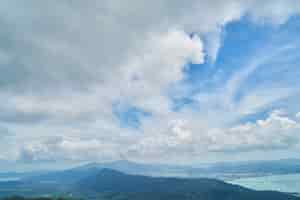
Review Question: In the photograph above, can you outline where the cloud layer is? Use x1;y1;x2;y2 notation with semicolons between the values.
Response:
0;0;300;165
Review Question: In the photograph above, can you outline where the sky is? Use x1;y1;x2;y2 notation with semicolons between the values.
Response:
1;0;300;171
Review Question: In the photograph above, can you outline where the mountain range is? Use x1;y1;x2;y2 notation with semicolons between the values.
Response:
2;168;299;200
0;160;300;199
16;158;300;183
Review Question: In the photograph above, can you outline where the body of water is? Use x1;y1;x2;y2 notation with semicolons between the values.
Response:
229;173;300;194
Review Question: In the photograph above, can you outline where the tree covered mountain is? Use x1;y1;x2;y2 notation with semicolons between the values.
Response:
2;161;300;200
71;169;300;200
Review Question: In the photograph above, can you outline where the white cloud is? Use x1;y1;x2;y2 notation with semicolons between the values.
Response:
19;137;121;162
208;110;300;152
118;29;204;114
130;110;300;160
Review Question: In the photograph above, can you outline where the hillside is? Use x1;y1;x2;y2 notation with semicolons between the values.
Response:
1;168;300;199
72;169;300;200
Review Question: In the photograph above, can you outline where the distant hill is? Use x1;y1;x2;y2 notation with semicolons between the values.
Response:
72;169;300;200
21;160;186;184
22;159;300;184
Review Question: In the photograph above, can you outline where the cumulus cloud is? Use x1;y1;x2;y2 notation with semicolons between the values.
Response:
0;0;300;164
129;110;300;160
207;110;300;152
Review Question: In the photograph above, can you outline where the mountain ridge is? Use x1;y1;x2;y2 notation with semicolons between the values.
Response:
72;168;300;200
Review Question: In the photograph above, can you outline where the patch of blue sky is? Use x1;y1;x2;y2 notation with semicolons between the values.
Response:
173;17;275;110
113;103;151;129
175;15;300;119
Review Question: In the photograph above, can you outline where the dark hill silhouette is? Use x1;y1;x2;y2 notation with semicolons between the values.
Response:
73;169;300;200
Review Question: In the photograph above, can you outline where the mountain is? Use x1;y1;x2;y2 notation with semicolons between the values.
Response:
1;166;300;199
73;160;187;175
22;160;181;184
20;159;300;185
73;169;300;200
22;165;100;185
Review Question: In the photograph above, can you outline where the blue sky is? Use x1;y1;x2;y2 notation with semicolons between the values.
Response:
1;0;300;171
181;16;300;120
